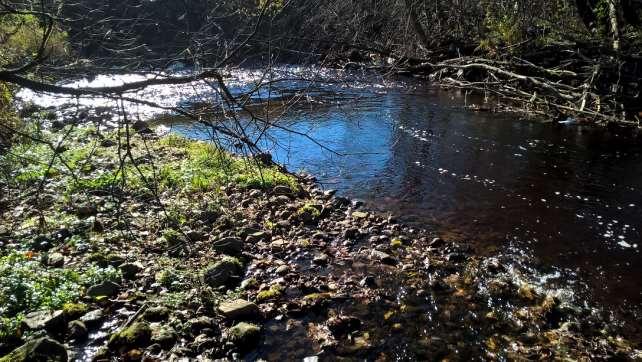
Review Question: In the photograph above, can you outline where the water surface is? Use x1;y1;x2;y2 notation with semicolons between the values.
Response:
19;68;642;310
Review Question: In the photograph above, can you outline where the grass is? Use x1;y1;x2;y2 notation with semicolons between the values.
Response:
3;128;299;195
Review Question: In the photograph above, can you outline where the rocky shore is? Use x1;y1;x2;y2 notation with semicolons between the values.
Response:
0;125;640;361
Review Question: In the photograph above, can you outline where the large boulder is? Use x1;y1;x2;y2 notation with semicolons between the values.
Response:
21;310;65;334
0;337;67;362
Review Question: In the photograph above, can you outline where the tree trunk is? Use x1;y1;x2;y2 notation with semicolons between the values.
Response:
403;0;432;50
608;0;621;51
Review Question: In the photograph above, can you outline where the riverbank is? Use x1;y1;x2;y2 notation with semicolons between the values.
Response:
0;122;640;360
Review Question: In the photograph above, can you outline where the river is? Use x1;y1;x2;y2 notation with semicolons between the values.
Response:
18;66;642;314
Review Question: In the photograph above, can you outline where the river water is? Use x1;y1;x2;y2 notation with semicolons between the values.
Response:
18;67;642;312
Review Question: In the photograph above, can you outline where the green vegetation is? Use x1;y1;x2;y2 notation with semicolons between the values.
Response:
0;14;68;68
3;130;298;195
0;251;120;340
256;284;284;302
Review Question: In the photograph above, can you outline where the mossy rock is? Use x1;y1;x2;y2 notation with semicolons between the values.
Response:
256;285;284;303
228;322;261;350
0;337;67;362
108;322;152;349
202;257;243;288
62;302;89;319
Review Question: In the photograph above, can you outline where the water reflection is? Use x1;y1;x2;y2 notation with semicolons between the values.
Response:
173;85;642;309
18;70;642;309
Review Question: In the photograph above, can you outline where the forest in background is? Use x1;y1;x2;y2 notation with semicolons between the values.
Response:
2;0;642;135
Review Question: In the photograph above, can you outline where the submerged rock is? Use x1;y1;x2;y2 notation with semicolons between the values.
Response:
67;320;88;342
0;337;67;362
80;309;104;328
327;316;362;337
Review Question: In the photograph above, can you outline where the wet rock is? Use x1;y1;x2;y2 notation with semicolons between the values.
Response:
143;306;170;322
446;252;467;263
192;334;218;353
76;204;98;217
228;322;261;349
343;228;359;239
212;236;243;256
218;299;260;320
370;250;397;265
108;322;152;349
80;309;104;328
52;228;72;242
430;237;445;248
31;235;53;251
273;185;292;195
187;316;215;334
50;120;65;131
327;316;362;337
359;275;377;288
87;280;120;298
132;120;150;133
429;279;450;292
22;310;65;333
67;320;88;342
351;211;369;220
245;231;269;243
120;262;143;280
275;265;289;275
0;337;67;362
202;257;243;288
313;254;329;265
46;252;65;267
151;326;178;349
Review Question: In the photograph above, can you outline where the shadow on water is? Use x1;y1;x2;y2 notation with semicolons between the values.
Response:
16;67;641;313
168;82;642;312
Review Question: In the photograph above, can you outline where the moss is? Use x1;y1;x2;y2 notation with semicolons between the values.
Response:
390;238;404;248
256;284;284;302
87;253;124;268
297;203;321;218
229;322;261;348
108;321;152;348
62;302;88;319
302;292;332;301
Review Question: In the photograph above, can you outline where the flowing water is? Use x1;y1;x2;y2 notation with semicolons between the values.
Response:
18;67;642;313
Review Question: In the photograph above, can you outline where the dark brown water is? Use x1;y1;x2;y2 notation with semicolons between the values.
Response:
18;68;641;311
170;80;642;312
